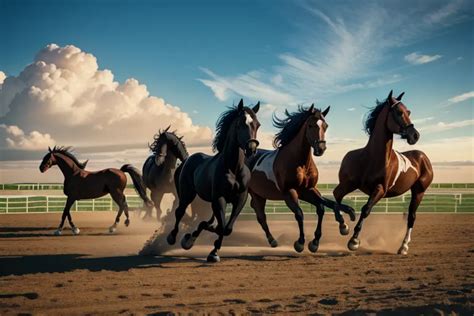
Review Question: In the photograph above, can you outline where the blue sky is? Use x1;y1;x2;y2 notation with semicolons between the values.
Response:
0;0;473;175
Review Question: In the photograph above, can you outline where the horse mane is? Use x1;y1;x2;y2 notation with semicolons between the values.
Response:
363;99;389;135
149;129;188;160
273;105;318;148
50;146;88;169
212;105;242;153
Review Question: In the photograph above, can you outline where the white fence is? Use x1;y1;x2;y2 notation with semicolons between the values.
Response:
0;193;472;214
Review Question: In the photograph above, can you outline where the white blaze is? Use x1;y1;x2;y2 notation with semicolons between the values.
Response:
245;113;253;126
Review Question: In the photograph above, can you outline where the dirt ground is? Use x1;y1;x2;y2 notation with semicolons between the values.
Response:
0;211;473;315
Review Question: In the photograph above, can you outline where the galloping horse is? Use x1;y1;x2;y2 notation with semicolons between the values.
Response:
39;146;153;235
142;127;188;220
333;91;433;254
246;104;355;253
166;99;260;262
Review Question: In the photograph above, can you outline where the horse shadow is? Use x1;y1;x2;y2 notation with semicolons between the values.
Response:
0;252;301;277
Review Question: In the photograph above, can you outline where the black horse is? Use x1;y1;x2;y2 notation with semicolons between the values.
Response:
142;127;188;220
167;99;261;262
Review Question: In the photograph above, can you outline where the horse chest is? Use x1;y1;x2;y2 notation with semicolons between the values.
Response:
295;166;316;188
222;170;248;194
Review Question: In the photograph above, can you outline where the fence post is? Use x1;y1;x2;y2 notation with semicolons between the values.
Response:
26;196;29;213
92;199;95;212
46;196;49;213
6;197;8;214
385;199;388;213
110;199;113;211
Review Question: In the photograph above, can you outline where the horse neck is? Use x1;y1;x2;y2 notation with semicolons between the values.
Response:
365;106;393;169
280;121;313;167
222;128;245;172
54;154;79;179
171;140;188;162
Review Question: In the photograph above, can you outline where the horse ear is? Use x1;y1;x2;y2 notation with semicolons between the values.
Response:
165;125;171;132
387;90;393;100
396;92;405;101
252;101;260;113
322;106;330;117
48;146;51;152
309;103;314;113
237;99;244;111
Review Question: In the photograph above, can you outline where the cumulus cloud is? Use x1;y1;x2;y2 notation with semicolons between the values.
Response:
419;119;474;133
0;44;212;152
0;124;55;150
404;52;442;65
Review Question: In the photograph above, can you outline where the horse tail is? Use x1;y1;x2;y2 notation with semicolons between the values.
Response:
120;164;154;208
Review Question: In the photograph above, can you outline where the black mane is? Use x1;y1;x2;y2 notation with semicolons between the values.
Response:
363;99;389;135
149;129;188;160
51;146;88;169
213;106;242;152
273;105;318;148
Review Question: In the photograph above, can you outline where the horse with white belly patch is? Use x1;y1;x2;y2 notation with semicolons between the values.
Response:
246;104;356;253
333;90;433;254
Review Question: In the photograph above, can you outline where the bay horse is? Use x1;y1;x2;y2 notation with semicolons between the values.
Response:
334;90;433;254
142;127;188;220
166;99;261;262
39;146;153;235
246;104;355;253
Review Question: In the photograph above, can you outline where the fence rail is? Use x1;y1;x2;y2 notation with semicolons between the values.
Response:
1;193;472;214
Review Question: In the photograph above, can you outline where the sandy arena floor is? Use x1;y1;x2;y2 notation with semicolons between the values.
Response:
0;211;473;315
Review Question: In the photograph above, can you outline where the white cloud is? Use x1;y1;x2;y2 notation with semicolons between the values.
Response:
420;119;474;133
0;124;55;150
347;107;356;112
448;91;474;104
404;52;442;65
0;44;212;151
412;116;434;124
0;71;5;85
199;2;462;108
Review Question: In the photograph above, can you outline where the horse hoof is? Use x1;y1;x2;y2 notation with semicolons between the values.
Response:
339;223;349;236
294;241;304;253
181;234;195;250
347;238;360;251
109;226;116;233
124;219;130;227
207;253;220;263
72;227;80;235
167;233;176;245
308;239;319;253
397;244;409;255
268;237;278;248
54;230;62;236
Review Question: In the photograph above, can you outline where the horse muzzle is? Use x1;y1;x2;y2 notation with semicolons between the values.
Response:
401;125;419;145
313;140;326;157
245;139;260;157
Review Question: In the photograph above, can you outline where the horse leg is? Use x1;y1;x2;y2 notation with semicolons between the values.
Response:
223;191;248;236
283;189;305;253
299;189;325;252
333;182;358;235
142;189;155;221
181;215;215;250
207;197;226;263
66;207;80;235
55;197;75;236
167;193;196;245
150;190;163;221
348;184;385;251
109;192;127;233
398;189;424;255
250;193;277;247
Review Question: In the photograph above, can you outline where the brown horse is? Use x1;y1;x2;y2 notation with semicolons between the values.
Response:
333;91;433;254
39;146;153;235
246;104;355;253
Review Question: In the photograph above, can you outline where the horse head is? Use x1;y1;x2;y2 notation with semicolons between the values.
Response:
305;104;330;156
235;99;261;157
385;90;419;145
